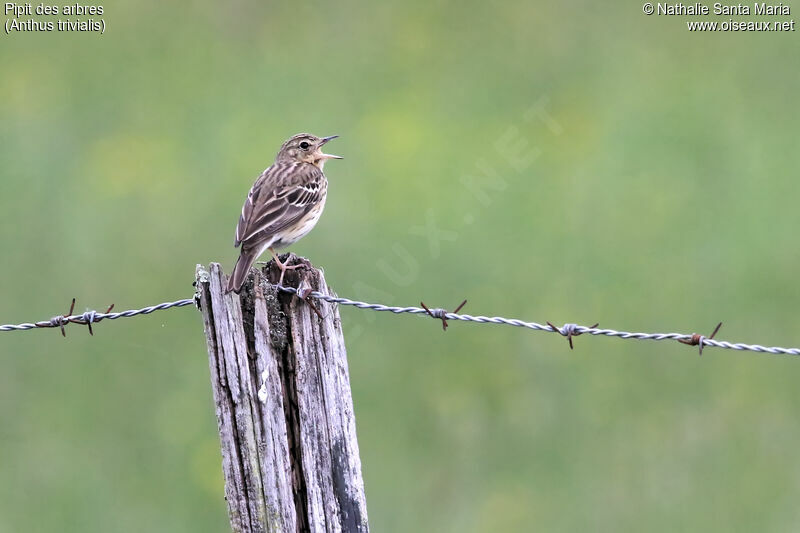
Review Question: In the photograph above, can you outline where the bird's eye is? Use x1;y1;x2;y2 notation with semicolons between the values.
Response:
299;141;310;150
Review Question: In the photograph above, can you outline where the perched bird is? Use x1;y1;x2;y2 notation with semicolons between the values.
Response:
226;133;341;293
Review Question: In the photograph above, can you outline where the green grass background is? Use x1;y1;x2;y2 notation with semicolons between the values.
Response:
1;2;799;531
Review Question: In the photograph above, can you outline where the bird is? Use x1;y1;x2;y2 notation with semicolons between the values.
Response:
226;133;341;293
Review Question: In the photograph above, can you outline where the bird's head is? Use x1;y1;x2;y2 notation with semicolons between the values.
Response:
276;133;342;169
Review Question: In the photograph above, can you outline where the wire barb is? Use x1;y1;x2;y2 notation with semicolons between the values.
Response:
546;321;600;350
420;299;467;331
296;282;325;320
44;299;116;337
678;322;723;356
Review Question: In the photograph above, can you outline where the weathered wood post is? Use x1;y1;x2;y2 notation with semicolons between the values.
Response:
195;259;369;533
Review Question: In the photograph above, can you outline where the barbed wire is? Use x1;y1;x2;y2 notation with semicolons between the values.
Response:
276;286;800;357
0;297;195;335
1;285;798;358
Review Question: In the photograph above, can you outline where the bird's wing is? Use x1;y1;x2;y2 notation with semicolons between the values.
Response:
234;162;325;247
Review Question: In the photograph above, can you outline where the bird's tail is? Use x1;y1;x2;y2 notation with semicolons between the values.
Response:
226;249;258;293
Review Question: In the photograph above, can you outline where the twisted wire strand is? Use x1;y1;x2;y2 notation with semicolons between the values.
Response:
0;299;195;332
275;286;800;357
1;285;798;357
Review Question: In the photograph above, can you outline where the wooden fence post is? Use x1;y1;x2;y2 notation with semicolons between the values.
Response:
195;260;369;532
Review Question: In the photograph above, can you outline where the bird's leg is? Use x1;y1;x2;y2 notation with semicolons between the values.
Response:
269;248;303;286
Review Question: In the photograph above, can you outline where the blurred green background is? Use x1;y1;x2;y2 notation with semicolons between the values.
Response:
2;1;799;531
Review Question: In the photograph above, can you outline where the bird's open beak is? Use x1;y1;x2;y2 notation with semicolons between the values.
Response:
318;135;343;159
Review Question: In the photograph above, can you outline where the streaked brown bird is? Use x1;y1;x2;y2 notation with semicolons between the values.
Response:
226;133;341;293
